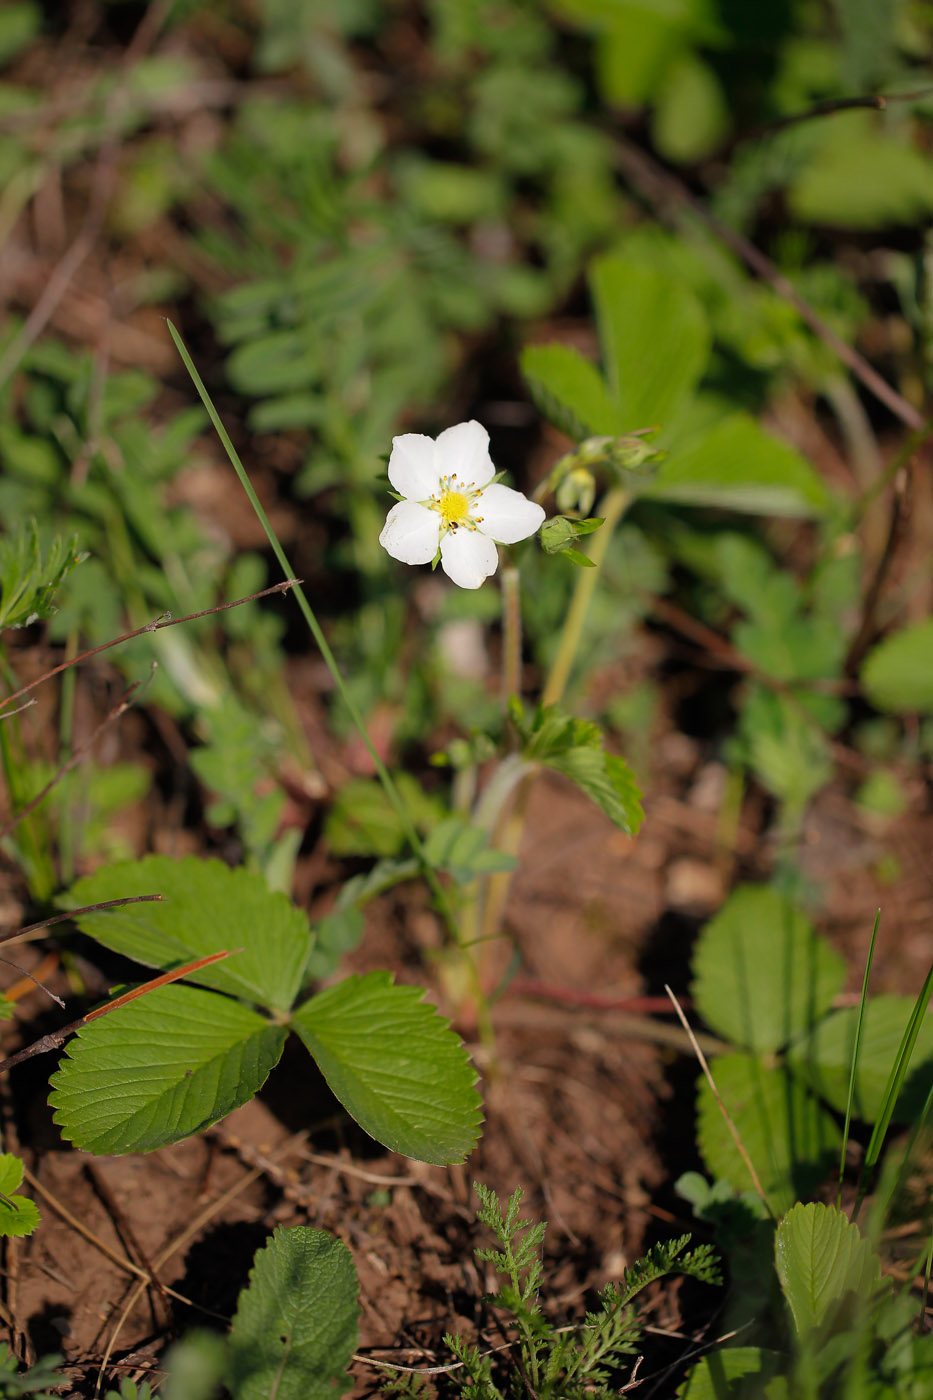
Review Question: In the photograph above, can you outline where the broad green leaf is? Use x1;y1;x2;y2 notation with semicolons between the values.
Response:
775;1203;884;1338
520;343;620;440
861;618;933;714
63;855;313;1015
545;745;644;835
692;885;845;1052
787;997;933;1124
0;1155;39;1238
49;984;287;1154
292;972;481;1165
679;1347;784;1398
789;114;933;230
229;1226;358;1400
697;1055;840;1214
515;705;644;835
652;51;729;164
590;254;709;430
639;413;831;515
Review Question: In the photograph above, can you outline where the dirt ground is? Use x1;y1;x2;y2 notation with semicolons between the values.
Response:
1;668;930;1397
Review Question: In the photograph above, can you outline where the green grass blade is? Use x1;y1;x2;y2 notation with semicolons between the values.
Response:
837;910;881;1208
854;960;933;1219
166;321;460;942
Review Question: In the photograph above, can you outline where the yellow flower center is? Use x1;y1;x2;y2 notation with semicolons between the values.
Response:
427;473;482;533
437;490;470;526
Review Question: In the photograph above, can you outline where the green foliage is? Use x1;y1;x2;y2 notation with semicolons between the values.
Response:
861;618;933;714
0;342;307;873
50;856;481;1164
228;1227;358;1400
510;701;644;835
691;885;845;1054
775;1203;886;1339
447;1184;720;1398
0;1155;39;1238
688;886;933;1212
0;1346;62;1399
0;522;84;631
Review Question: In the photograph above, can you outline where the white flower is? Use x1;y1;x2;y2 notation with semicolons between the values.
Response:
378;421;545;589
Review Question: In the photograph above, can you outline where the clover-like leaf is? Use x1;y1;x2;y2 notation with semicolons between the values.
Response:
292;972;482;1165
49;984;287;1154
62;855;313;1014
229;1226;358;1400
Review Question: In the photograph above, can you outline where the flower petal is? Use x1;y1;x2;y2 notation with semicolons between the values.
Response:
379;501;440;565
440;529;499;589
388;434;441;500
435;421;495;490
474;483;546;544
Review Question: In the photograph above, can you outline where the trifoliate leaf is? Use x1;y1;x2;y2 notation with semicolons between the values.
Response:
775;1203;885;1339
691;885;845;1052
292;972;482;1165
62;855;312;1015
229;1227;358;1400
49;984;287;1154
0;1155;39;1237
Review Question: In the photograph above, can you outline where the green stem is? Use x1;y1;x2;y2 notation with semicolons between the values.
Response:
500;564;521;716
542;487;630;708
472;486;631;958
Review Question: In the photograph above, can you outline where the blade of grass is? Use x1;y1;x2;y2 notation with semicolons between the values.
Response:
837;910;881;1208
853;961;933;1220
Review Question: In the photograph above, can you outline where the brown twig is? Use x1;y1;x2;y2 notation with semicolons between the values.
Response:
613;135;925;431
84;1161;172;1333
0;948;232;1077
845;414;933;672
729;86;933;152
665;984;773;1216
0;579;302;715
0;893;163;949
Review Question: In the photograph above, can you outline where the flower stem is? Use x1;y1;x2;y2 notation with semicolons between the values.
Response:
542;486;630;708
500;563;521;716
474;485;632;951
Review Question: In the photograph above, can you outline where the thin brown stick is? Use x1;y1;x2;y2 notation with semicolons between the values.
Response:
730;86;933;151
0;579;302;715
22;1166;208;1314
664;984;773;1216
0;678;142;840
84;1161;172;1332
1;893;163;949
614;135;924;431
0;948;232;1076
